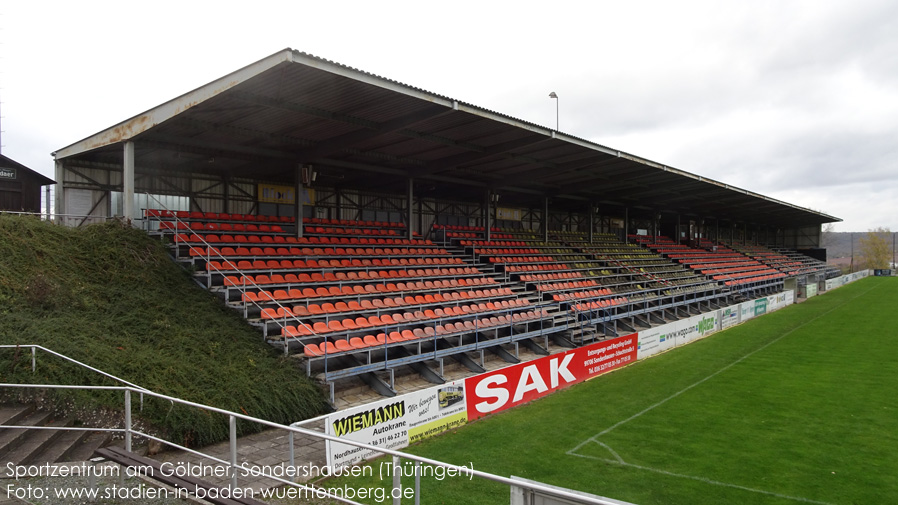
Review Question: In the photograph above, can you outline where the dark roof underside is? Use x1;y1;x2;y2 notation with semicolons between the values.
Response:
54;49;838;228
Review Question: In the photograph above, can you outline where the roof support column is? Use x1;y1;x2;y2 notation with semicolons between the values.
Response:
407;178;414;241
624;207;630;243
588;203;594;243
294;164;303;238
715;218;720;244
484;191;492;242
223;175;230;215
542;198;549;243
54;159;65;225
677;214;681;245
123;141;135;222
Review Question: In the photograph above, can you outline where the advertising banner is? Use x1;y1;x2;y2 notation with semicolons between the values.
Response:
754;298;768;317
326;379;466;468
636;321;677;360
740;301;756;322
719;305;741;330
806;283;818;298
465;334;637;421
496;207;522;221
677;313;720;346
258;184;315;205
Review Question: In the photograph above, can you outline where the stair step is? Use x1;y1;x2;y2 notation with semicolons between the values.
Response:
0;404;35;426
0;410;55;459
63;432;112;462
4;417;71;465
29;427;91;464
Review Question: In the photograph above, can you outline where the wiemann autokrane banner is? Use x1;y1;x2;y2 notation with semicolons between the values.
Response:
324;284;876;466
326;379;467;468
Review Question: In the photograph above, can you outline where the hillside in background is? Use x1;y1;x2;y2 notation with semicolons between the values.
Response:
0;215;329;447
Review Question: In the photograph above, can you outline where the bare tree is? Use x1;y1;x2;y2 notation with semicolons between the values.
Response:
858;227;891;270
821;222;837;250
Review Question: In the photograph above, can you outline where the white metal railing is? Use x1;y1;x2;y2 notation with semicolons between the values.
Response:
2;357;625;505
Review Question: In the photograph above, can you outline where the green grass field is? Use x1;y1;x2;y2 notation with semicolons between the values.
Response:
317;276;898;505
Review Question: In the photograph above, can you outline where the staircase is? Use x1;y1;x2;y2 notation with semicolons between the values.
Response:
0;403;111;466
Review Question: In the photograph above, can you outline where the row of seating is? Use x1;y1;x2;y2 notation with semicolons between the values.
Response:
146;209;293;223
487;255;557;264
175;234;436;247
302;309;550;357
147;209;408;230
239;277;498;302
534;280;600;292
282;299;536;337
570;298;630;311
551;288;616;302
260;288;516;316
161;221;287;233
518;272;584;282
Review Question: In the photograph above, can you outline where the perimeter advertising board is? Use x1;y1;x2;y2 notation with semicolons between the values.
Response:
326;379;466;467
465;334;638;421
719;304;741;330
806;283;818;298
637;312;721;360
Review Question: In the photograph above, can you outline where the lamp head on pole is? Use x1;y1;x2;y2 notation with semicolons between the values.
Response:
548;92;559;130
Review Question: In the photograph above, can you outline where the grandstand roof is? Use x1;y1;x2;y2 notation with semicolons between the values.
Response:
53;48;839;228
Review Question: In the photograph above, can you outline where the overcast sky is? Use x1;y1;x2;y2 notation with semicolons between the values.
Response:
3;0;896;232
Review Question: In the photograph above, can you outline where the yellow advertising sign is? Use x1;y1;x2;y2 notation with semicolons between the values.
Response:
257;184;315;205
496;207;522;221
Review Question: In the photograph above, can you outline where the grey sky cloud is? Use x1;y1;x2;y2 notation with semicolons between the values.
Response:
2;0;896;232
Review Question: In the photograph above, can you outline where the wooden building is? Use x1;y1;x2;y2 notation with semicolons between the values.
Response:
0;154;55;213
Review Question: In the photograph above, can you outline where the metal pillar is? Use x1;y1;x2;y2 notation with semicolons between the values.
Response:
484;191;492;242
542;198;549;243
676;214;681;244
54;160;65;224
407;178;414;240
624;207;630;240
588;203;594;243
45;186;51;221
294;165;303;238
123;141;135;222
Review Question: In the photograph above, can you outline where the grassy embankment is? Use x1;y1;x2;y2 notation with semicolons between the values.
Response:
0;214;329;447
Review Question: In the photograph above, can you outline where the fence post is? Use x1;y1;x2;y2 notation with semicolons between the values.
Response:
392;455;401;505
414;461;421;505
124;390;132;453
288;431;295;480
230;415;238;491
31;347;36;373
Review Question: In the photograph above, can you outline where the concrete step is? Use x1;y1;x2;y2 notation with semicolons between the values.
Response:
27;426;90;464
0;404;112;466
61;431;112;462
0;409;54;458
4;415;71;465
0;404;35;426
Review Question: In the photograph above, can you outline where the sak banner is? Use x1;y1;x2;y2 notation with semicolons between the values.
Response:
465;333;637;421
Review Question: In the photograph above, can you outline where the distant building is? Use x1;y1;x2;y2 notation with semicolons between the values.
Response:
0;154;55;213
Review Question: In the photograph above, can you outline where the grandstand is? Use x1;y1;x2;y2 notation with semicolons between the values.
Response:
51;48;841;404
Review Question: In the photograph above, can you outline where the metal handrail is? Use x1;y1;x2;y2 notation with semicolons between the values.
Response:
0;380;624;505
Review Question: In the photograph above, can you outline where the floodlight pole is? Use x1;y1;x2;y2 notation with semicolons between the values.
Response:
549;92;559;130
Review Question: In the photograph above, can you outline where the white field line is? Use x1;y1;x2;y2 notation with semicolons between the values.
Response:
570;442;837;505
567;282;877;504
